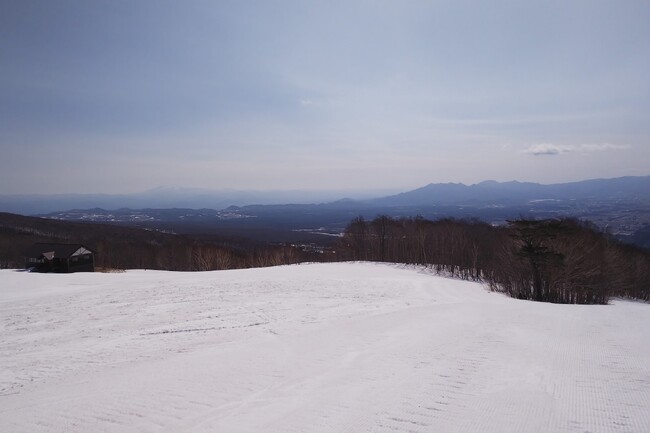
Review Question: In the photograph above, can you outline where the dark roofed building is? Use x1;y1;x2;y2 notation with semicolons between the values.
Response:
24;243;95;273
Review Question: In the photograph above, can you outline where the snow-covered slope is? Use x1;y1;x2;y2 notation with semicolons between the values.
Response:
1;263;649;432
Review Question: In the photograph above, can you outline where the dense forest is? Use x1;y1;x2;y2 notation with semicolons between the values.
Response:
1;212;648;304
335;216;650;304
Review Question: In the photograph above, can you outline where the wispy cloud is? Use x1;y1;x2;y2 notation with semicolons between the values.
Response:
578;143;632;152
522;143;631;156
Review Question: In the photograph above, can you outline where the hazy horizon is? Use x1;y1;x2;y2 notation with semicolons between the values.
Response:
2;0;649;195
1;174;648;199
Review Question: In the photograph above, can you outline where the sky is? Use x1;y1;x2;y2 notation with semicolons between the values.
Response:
1;0;649;194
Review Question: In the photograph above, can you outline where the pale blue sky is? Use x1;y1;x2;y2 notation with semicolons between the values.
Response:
1;0;649;194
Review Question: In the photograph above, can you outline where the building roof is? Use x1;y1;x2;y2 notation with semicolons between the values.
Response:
24;243;94;259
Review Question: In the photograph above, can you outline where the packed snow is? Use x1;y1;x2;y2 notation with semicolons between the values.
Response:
1;263;649;432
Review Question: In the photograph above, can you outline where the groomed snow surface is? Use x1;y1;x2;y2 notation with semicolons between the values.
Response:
1;263;649;432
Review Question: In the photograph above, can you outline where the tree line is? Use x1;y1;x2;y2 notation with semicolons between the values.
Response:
0;212;322;271
335;216;650;304
2;211;649;304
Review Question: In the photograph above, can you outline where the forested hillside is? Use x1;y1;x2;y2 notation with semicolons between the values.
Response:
0;213;320;271
336;216;650;303
2;212;648;304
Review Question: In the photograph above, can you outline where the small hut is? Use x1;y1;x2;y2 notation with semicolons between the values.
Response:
24;243;95;273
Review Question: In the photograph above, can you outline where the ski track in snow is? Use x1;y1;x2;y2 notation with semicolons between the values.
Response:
1;262;649;432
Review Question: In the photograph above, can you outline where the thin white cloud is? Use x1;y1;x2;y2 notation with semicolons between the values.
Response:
522;143;573;155
522;143;631;156
578;143;631;152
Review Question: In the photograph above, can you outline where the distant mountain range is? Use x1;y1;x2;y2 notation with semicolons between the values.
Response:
0;187;399;215
16;175;649;248
367;176;650;207
1;176;648;215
